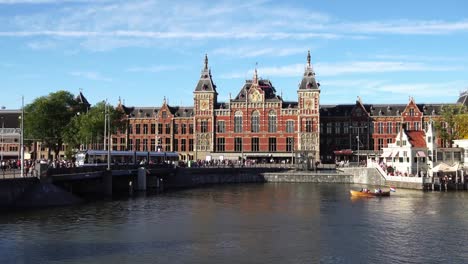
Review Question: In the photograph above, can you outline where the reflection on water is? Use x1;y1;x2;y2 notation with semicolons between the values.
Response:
1;183;468;264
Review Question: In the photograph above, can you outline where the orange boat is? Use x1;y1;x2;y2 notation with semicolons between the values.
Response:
350;190;390;198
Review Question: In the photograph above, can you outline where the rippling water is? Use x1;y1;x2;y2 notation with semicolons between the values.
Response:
1;183;468;264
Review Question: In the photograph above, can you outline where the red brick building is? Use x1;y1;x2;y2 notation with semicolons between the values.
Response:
111;52;468;164
114;52;321;163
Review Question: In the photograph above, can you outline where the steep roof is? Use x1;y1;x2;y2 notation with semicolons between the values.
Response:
75;91;90;108
126;106;194;118
232;79;280;102
406;131;426;148
194;54;217;93
298;51;320;90
457;90;468;106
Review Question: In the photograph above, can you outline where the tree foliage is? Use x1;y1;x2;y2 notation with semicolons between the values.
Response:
24;91;78;159
455;113;468;139
436;104;467;145
62;101;125;152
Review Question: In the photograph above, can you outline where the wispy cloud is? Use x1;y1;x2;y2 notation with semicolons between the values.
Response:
70;71;112;81
338;20;468;35
221;60;463;79
126;65;182;73
322;79;467;104
0;0;98;4
213;47;309;58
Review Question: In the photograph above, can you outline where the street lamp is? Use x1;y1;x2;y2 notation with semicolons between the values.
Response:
351;125;367;165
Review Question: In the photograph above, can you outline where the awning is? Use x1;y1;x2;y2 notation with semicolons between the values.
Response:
392;151;399;157
416;151;426;157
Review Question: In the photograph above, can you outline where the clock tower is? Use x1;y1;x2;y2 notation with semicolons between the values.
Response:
297;50;321;160
193;54;218;157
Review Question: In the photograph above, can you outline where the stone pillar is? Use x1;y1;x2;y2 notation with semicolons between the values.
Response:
103;170;113;196
137;167;147;191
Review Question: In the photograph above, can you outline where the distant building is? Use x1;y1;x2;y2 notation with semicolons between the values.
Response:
0;109;22;161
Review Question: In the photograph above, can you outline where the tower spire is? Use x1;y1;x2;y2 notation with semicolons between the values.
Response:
307;50;311;67
253;62;258;84
204;53;208;70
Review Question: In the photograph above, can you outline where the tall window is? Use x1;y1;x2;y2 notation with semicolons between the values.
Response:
129;139;133;150
135;124;141;134
158;124;163;134
251;111;260;132
306;119;313;132
396;122;401;133
174;124;179;134
216;138;225;152
129;124;133;134
151;139;156;151
234;111;243;133
151;124;156;134
269;137;277;152
143;139;148;151
173;139;178;152
189;124;194;134
181;124;187;134
162;111;167;118
143;124;148;134
165;124;171;134
414;122;420;131
189;139;194;151
251;138;259;152
217;121;225;133
135;139;141;151
268;110;277;133
387;122;392;134
378;122;383;134
165;138;170;151
377;138;384;150
335;123;341;134
326;123;332;134
235;137;242;152
201;120;208;133
286;137;294;152
343;122;349;134
286;120;294;133
409;108;415;116
181;139;186;151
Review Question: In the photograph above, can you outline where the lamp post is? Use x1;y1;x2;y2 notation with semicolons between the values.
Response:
1;116;4;163
20;96;24;177
351;125;367;165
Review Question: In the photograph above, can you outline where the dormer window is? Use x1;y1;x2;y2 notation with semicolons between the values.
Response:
203;84;208;90
409;108;415;116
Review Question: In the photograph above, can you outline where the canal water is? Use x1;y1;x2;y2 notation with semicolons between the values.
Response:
1;183;468;264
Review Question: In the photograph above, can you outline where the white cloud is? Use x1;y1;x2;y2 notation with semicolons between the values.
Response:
213;47;309;58
70;71;112;81
126;65;182;73
339;20;468;35
220;60;463;79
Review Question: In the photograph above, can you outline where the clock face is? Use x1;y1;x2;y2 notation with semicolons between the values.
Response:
200;99;209;110
305;98;314;109
249;90;261;102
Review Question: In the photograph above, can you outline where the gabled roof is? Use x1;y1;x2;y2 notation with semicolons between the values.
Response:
406;131;426;148
457;90;468;106
75;91;90;108
125;106;194;118
298;51;320;90
232;79;280;102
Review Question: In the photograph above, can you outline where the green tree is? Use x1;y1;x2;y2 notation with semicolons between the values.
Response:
63;101;125;153
24;91;79;160
436;104;467;146
455;113;468;139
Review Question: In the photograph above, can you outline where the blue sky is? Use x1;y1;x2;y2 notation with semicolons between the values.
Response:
1;0;467;109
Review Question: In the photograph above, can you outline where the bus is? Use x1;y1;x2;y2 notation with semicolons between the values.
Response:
75;150;179;167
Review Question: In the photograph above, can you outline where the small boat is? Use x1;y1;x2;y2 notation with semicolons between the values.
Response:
350;189;390;198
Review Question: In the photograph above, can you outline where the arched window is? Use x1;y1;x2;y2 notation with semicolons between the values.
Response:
268;110;277;133
251;110;260;132
234;111;243;133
